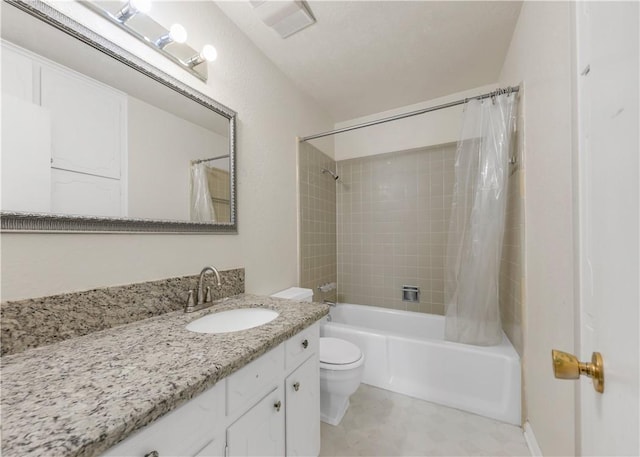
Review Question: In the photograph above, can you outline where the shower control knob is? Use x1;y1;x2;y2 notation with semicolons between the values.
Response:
302;339;309;349
293;382;300;391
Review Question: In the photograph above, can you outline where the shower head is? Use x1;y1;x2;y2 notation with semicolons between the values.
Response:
320;168;339;181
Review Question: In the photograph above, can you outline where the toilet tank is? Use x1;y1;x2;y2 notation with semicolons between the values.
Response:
271;287;313;302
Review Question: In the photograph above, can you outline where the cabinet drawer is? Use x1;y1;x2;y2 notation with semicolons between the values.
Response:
102;382;224;457
285;323;319;371
226;344;284;418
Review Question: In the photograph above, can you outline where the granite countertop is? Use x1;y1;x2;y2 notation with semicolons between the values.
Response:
1;294;329;457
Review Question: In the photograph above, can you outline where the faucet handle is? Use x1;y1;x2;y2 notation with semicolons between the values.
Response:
185;290;196;312
205;286;212;303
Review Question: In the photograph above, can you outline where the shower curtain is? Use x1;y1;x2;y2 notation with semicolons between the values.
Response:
191;162;217;223
444;93;517;346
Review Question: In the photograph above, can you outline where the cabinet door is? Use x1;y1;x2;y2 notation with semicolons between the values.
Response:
1;44;33;101
40;64;125;179
285;354;320;457
193;435;225;457
1;95;52;213
226;386;285;457
51;168;122;217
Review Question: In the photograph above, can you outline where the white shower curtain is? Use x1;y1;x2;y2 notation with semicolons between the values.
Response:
190;162;217;223
444;93;517;346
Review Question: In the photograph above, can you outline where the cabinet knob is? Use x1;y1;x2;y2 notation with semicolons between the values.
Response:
274;400;282;412
144;451;159;457
293;382;300;392
302;339;309;349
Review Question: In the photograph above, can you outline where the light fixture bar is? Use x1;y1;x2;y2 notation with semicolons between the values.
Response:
81;1;214;82
114;3;136;23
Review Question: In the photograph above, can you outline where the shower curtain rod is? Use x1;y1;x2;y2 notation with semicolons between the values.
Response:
191;154;230;165
299;86;520;142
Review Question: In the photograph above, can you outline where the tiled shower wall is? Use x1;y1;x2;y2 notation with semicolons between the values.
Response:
298;142;337;303
300;137;523;355
336;144;456;314
499;110;525;356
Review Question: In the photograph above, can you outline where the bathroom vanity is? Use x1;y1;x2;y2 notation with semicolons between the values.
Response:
0;294;328;457
104;323;320;457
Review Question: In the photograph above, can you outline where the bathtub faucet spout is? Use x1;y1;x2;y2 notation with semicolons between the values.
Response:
323;300;336;307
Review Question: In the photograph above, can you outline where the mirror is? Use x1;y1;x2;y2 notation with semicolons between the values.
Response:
0;0;237;232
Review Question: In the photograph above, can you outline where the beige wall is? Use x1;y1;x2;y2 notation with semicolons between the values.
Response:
0;1;334;301
333;84;496;162
297;142;337;303
337;144;455;313
499;2;575;454
127;96;228;221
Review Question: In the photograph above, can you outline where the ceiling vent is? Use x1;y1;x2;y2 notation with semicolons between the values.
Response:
250;1;316;38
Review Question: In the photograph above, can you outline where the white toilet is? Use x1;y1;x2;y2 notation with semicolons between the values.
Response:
271;287;364;426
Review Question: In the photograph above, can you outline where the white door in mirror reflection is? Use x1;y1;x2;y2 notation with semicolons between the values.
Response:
1;42;127;218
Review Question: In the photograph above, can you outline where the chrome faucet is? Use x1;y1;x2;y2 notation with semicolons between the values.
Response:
198;266;221;304
185;266;222;313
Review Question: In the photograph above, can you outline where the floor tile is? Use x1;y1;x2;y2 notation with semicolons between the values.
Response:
320;384;530;457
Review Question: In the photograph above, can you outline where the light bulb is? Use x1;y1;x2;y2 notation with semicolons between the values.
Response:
169;24;187;44
130;0;151;14
201;44;217;62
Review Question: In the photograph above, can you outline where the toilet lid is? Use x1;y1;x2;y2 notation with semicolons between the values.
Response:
320;337;362;365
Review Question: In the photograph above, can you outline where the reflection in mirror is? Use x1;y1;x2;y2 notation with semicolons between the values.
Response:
0;0;236;231
190;155;230;223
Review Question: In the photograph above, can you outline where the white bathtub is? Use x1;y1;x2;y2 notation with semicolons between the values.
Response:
321;303;521;425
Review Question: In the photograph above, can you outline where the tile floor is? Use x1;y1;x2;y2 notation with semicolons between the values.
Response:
320;385;531;456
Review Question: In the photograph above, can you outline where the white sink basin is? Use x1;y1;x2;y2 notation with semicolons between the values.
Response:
186;308;279;334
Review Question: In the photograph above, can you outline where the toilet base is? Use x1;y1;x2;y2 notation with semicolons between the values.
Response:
320;393;350;426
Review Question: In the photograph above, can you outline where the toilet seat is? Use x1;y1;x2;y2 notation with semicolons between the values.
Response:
319;337;364;371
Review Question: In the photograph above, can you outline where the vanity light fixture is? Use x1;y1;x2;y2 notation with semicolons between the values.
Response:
155;23;188;49
82;1;216;82
187;44;218;68
115;0;151;23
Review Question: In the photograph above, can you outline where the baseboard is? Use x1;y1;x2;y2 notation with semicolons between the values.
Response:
523;421;543;456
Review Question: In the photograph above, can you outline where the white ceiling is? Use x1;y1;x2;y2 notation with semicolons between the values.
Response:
216;1;522;122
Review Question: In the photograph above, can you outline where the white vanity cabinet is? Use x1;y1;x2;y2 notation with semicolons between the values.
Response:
103;322;320;457
285;354;321;456
226;386;285;457
101;381;225;457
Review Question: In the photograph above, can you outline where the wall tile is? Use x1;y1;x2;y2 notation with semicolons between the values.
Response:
301;139;523;355
337;144;456;314
298;142;337;302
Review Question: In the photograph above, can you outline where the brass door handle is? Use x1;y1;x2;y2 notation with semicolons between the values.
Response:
551;349;604;393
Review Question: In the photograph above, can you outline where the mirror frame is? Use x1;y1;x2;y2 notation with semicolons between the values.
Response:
1;0;237;233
